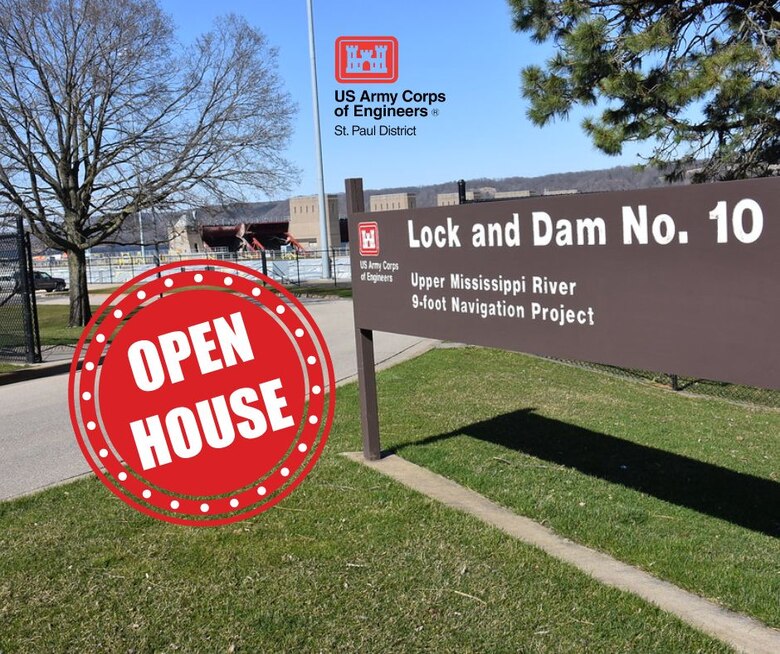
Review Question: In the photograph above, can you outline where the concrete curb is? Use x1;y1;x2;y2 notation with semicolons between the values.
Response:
0;360;72;386
342;452;780;654
0;350;105;387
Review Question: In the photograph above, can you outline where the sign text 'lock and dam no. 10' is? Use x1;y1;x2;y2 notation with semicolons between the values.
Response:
349;177;779;392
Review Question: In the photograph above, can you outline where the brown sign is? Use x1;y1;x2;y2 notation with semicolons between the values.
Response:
349;177;779;391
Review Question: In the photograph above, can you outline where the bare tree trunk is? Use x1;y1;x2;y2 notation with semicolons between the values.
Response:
67;249;92;327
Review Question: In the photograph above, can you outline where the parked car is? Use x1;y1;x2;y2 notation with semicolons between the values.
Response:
0;270;66;293
31;270;67;292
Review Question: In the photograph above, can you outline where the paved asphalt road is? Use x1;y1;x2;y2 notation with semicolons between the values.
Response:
0;297;434;501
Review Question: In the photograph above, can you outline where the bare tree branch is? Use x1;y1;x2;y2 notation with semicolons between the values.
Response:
0;0;298;325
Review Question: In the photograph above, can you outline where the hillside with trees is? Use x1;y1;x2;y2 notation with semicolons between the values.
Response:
359;164;675;211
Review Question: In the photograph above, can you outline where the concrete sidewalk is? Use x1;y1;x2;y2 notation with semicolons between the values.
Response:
0;297;436;500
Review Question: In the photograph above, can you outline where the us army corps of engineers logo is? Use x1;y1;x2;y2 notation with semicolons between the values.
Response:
335;36;398;84
358;222;380;256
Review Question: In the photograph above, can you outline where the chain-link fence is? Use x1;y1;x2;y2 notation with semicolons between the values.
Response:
0;221;41;363
554;359;780;409
33;247;352;287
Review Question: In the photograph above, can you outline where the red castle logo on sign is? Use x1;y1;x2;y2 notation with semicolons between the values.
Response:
336;36;398;84
358;222;380;256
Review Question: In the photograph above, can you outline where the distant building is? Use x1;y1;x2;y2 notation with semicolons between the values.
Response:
437;192;463;206
288;195;342;248
437;187;530;206
167;204;290;255
369;193;417;212
168;213;205;255
494;190;531;200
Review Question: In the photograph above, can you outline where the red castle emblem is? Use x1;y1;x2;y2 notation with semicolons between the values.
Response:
336;37;398;84
357;222;380;256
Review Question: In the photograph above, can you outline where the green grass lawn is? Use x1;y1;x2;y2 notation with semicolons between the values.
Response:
1;302;84;351
376;348;780;629
0;362;22;374
291;282;352;298
36;304;92;345
37;303;151;346
0;348;761;652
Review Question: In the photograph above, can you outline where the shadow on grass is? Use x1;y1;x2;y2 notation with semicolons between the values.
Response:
389;409;780;538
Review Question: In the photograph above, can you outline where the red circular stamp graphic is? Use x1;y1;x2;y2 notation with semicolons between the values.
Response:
68;260;335;526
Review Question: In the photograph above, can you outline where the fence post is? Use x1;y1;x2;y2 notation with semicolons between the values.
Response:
24;231;41;363
670;374;680;391
261;249;268;279
15;217;41;363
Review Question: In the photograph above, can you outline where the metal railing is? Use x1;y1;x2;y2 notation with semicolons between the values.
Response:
553;359;780;408
33;247;353;287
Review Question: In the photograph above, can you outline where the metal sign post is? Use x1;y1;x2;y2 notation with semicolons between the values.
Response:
346;178;381;459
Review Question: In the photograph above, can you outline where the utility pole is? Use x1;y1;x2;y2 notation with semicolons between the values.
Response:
306;0;331;278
